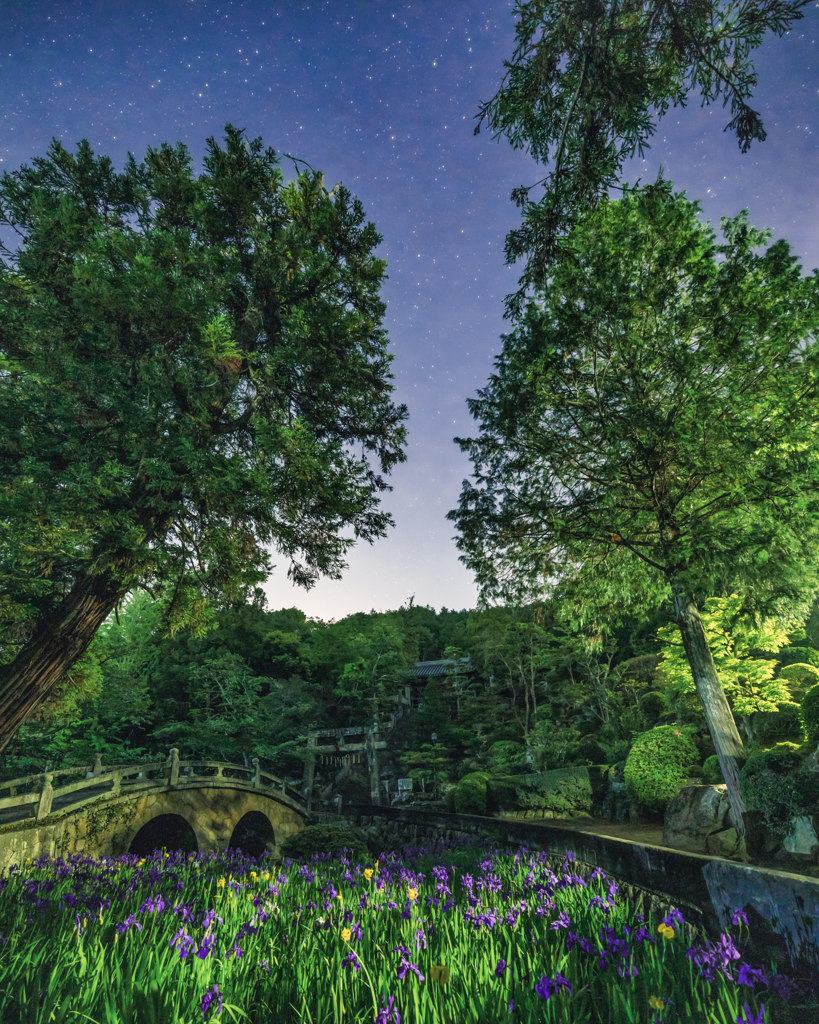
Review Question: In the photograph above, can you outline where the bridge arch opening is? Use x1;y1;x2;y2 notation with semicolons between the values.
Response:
128;814;199;857
228;811;276;861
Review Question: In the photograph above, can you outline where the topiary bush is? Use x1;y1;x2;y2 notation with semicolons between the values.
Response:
452;771;491;815
801;683;819;745
624;724;699;811
703;754;724;785
639;691;670;722
279;824;368;862
739;746;819;836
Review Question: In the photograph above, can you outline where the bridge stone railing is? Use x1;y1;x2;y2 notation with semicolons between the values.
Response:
0;749;305;827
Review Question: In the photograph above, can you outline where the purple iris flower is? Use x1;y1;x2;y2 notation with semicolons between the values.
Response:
196;934;216;960
534;973;572;1000
735;1004;766;1024
201;984;222;1019
550;911;572;930
495;958;507;977
737;964;767;988
170;928;194;959
342;951;361;972
115;914;142;935
590;868;606;882
374;996;401;1024
731;908;749;927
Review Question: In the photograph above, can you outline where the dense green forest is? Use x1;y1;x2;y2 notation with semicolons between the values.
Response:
6;584;817;823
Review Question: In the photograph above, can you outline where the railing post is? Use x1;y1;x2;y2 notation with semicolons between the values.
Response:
36;774;54;821
92;753;103;777
169;748;180;787
111;771;122;798
252;758;261;788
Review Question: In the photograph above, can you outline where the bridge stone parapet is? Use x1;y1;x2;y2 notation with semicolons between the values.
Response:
0;750;307;871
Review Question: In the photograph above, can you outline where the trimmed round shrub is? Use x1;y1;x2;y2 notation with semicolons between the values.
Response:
777;647;819;671
801;683;819;745
739;746;819;836
639;691;670;722
624;725;699;811
703;754;724;785
279;824;367;862
453;771;491;815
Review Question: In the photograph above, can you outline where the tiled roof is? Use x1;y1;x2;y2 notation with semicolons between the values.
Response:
407;658;473;678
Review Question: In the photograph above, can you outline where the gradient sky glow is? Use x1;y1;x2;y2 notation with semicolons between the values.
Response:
3;1;817;620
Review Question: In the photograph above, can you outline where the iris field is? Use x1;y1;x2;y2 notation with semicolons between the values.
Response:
0;836;798;1023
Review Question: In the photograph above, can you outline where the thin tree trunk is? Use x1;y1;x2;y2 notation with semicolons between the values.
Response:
0;572;128;754
669;573;747;836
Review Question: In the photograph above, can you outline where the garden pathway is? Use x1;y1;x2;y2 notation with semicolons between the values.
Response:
501;816;665;848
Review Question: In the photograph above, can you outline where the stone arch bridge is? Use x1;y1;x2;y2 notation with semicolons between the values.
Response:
0;750;306;872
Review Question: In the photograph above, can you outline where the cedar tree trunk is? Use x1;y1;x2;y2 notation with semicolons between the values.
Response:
669;573;747;836
0;572;127;754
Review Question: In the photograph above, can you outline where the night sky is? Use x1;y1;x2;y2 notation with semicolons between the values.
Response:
3;1;817;620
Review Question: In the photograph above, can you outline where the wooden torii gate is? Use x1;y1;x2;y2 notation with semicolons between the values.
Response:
302;722;386;811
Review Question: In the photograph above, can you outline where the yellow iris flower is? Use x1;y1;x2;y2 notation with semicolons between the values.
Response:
341;928;352;942
407;888;418;901
364;869;374;880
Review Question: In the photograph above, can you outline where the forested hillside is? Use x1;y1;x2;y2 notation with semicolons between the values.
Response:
6;586;817;818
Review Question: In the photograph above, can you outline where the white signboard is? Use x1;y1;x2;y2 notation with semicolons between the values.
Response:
397;778;413;791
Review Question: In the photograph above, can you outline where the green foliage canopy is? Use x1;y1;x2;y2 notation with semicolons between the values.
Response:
450;185;819;626
478;0;810;312
656;595;794;717
0;126;407;742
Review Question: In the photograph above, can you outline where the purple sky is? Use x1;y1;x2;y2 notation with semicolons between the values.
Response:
3;1;817;620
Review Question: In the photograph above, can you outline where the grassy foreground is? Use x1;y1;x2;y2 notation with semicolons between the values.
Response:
0;837;798;1023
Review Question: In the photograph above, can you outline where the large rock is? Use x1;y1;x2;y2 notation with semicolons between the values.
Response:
705;827;749;862
663;785;732;853
784;816;819;862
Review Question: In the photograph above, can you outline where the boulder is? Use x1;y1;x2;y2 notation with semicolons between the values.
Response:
784;816;819;862
663;785;732;853
705;827;749;862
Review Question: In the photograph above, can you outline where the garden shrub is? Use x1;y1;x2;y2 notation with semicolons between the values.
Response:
624;724;699;811
777;646;819;671
752;704;803;746
739;746;819;836
801;683;819;745
639;690;670;722
487;740;527;775
703;754;724;785
452;771;491;815
280;824;367;862
576;737;608;765
487;766;603;817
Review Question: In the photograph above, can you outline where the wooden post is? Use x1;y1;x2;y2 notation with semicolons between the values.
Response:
169;748;180;787
36;773;54;821
92;752;103;777
252;757;261;788
303;733;317;812
367;723;381;806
